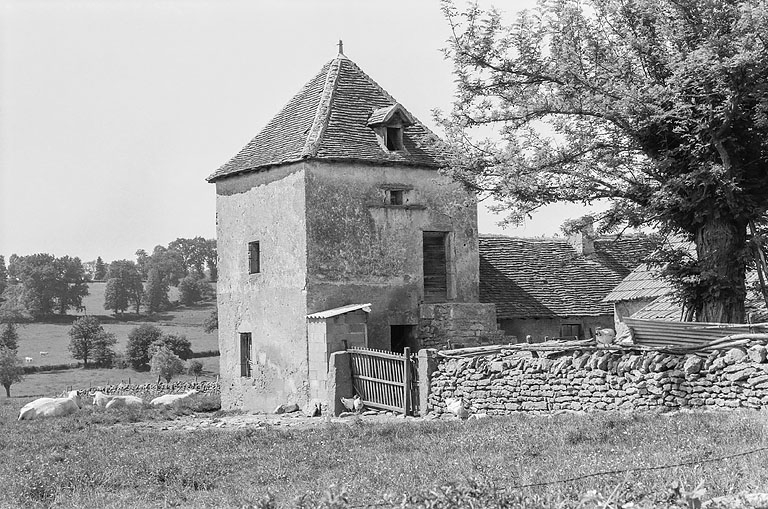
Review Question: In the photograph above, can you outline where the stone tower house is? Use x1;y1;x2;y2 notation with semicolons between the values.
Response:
207;49;501;412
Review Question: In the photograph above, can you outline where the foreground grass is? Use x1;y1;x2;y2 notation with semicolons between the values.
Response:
2;400;768;508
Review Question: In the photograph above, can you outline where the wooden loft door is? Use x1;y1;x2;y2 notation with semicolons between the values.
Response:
423;232;448;303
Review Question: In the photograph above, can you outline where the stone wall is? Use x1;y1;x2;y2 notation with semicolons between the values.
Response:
84;380;220;397
428;345;768;415
419;303;507;350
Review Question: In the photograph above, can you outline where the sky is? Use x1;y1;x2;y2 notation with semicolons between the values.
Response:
0;0;597;263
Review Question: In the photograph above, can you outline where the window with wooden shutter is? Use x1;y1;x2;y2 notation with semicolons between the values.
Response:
248;241;260;274
240;332;252;377
423;232;448;303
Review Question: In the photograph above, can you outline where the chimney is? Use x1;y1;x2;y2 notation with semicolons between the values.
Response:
568;220;595;256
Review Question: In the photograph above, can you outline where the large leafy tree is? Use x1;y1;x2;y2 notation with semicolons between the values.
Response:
94;256;107;281
0;256;7;297
7;254;89;317
440;0;768;323
104;260;143;315
68;316;116;368
168;237;217;280
53;256;89;315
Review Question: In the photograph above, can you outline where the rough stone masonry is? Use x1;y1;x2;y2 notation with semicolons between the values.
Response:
428;344;768;415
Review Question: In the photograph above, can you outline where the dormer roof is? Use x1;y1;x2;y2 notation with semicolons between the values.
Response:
367;103;414;127
207;55;445;182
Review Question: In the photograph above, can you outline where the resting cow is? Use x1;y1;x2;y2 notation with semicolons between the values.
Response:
105;395;144;410
92;391;114;407
150;389;198;408
18;390;83;420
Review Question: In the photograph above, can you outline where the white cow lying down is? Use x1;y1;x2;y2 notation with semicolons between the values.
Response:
150;389;198;408
18;390;83;420
105;395;144;410
92;391;144;409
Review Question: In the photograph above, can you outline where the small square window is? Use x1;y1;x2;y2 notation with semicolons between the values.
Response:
388;189;404;205
559;323;581;339
248;241;260;274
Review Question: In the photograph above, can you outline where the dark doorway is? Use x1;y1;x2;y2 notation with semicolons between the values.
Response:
390;325;417;353
423;232;448;303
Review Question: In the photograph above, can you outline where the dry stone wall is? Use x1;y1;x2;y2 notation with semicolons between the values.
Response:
428;345;768;415
84;380;220;398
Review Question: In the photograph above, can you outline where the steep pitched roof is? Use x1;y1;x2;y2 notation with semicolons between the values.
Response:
479;235;655;319
207;55;444;182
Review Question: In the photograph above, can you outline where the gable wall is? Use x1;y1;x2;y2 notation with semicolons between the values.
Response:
214;163;309;412
304;161;480;350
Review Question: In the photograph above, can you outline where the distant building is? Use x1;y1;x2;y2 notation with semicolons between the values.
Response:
479;228;655;341
207;49;501;412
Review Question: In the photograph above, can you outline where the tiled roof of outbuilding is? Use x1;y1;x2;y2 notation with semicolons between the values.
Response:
602;264;672;303
479;235;655;319
207;54;444;182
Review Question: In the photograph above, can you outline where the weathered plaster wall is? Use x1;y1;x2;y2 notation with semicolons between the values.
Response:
428;345;768;415
304;161;479;350
307;309;368;400
215;163;309;412
498;315;615;343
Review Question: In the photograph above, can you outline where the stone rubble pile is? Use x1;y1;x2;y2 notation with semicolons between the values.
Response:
429;344;768;415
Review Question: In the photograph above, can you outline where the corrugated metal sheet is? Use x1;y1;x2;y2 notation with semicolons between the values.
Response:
625;317;760;349
307;303;371;320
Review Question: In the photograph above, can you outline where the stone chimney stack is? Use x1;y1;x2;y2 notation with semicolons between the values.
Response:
568;220;595;256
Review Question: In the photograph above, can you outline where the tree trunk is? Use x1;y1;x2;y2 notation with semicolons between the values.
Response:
695;217;748;323
4;384;10;397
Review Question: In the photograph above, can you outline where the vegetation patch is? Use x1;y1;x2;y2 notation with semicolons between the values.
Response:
1;402;767;507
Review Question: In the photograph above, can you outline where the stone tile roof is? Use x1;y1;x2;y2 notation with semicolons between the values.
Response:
208;55;444;182
479;235;655;319
602;264;672;303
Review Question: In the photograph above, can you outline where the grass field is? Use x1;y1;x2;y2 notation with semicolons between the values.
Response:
1;404;767;508
10;282;219;397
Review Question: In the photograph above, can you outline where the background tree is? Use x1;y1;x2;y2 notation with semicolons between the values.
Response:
0;256;7;297
149;246;185;286
202;309;218;334
440;0;768;323
143;266;170;314
135;249;150;279
126;324;163;370
0;347;24;397
0;322;19;351
204;238;217;281
104;260;143;315
149;333;192;361
68;316;116;368
178;275;203;305
186;359;204;381
52;256;89;315
150;346;184;383
94;256;107;281
11;254;58;317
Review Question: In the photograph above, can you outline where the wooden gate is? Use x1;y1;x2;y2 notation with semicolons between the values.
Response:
349;347;419;415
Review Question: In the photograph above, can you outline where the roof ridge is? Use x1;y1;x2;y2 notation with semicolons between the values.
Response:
302;58;343;158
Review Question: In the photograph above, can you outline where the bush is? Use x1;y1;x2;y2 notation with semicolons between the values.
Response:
149;333;192;360
150;347;184;383
186;359;204;380
202;309;218;334
178;275;202;305
126;324;163;370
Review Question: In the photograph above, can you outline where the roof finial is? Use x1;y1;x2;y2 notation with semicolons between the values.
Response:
337;39;344;56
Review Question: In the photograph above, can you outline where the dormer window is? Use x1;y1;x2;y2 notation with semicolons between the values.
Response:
368;103;414;153
386;127;403;151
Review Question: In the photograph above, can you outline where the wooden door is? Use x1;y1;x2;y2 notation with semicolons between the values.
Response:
423;232;447;303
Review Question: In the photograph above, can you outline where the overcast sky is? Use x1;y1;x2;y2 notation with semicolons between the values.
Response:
0;0;595;263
